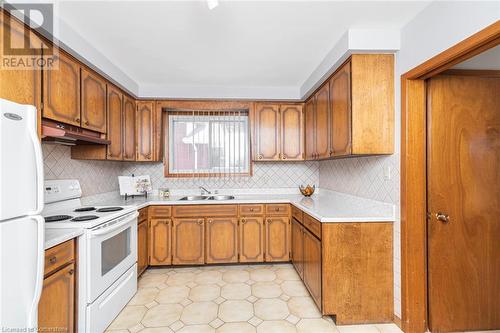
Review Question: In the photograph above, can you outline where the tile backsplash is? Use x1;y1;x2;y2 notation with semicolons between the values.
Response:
42;144;319;196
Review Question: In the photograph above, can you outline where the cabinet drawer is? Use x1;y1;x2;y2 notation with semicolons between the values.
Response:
149;205;172;217
265;204;290;216
303;214;321;239
44;239;75;277
291;205;303;222
138;207;148;222
173;205;238;217
239;204;264;216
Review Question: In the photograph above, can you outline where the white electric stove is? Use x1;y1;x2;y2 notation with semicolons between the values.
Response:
43;179;138;333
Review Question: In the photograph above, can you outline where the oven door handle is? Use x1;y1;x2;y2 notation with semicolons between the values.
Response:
90;211;138;237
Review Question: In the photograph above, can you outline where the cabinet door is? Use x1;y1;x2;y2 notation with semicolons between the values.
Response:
172;218;205;265
81;68;107;133
43;50;81;126
136;101;155;161
123;96;136;161
0;13;42;133
254;103;280;160
138;220;148;274
304;98;316;160
330;61;352;156
38;263;75;333
280;104;304;160
239;216;264;262
265;217;290;262
149;218;172;265
206;217;238;264
303;230;322;309
314;83;330;159
106;85;123;160
291;218;304;278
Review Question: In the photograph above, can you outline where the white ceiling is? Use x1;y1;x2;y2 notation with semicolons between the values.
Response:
55;1;430;99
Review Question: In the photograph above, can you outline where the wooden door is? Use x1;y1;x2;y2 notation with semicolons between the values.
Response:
330;61;351;156
172;218;205;265
38;264;75;333
106;85;123;160
80;68;107;133
291;218;304;278
136;101;155;161
0;13;42;134
314;83;330;159
137;220;148;274
303;229;321;309
43;50;81;126
123;96;136;161
149;218;172;265
254;103;280;160
280;104;304;160
265;217;290;262
205;217;238;264
427;74;500;332
304;98;316;159
239;216;264;262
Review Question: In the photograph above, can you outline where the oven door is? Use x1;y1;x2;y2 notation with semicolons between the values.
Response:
87;211;138;302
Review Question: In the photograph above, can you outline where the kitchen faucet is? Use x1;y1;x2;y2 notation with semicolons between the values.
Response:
199;186;212;195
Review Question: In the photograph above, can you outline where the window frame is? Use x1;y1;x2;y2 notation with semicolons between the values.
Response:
163;109;253;178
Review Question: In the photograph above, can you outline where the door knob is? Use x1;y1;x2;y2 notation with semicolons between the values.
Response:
435;212;450;223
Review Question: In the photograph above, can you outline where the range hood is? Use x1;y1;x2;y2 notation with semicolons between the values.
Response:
42;119;110;145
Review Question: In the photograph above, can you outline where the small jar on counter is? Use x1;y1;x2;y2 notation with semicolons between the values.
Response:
158;188;170;199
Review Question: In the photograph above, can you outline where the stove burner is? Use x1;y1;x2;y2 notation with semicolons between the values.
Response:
96;207;124;213
71;215;99;222
45;215;73;222
74;207;96;212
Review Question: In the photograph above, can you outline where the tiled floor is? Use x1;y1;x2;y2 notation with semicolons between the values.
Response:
107;264;403;333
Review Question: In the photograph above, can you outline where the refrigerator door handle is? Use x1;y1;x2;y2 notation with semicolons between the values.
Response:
30;115;44;214
28;216;45;328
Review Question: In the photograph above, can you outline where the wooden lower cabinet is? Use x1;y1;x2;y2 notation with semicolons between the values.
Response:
239;216;265;262
172;218;205;265
303;228;322;309
38;240;76;333
205;217;238;264
291;218;304;278
149;218;172;265
137;219;149;275
264;216;290;262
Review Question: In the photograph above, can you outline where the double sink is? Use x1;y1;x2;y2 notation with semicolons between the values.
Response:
179;195;235;201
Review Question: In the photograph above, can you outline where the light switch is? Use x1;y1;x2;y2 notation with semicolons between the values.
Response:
384;166;391;180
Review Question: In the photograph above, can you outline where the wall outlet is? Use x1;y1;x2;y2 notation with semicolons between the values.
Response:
384;166;391;180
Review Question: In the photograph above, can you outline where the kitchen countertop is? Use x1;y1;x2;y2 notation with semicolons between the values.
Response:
85;189;395;223
45;228;84;250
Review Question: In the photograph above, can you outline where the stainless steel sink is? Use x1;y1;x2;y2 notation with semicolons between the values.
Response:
208;195;235;201
179;195;209;201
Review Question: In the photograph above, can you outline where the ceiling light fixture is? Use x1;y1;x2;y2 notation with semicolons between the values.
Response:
207;0;219;10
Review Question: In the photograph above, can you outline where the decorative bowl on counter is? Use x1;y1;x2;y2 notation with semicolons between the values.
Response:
299;184;315;197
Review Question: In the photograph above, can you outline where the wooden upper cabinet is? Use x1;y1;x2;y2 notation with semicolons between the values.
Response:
136;101;155;161
205;217;238;264
106;85;123;160
303;229;322;309
149;218;172;265
239;216;264;262
254;103;280;160
80;68;107;133
43;50;81;126
280;104;304;160
172;218;205;265
314;83;330;159
304;98;316;160
123;96;136;161
38;263;75;333
330;61;351;156
265;216;290;262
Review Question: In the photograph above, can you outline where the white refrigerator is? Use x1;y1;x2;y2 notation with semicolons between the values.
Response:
0;98;45;330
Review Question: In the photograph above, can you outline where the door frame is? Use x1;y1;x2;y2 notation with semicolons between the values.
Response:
400;21;500;333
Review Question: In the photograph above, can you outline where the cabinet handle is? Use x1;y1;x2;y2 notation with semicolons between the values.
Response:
197;219;204;225
49;256;57;264
329;150;333;156
163;220;169;225
146;153;151;159
249;207;254;212
266;218;272;223
282;155;287;160
84;120;89;126
208;219;213;224
275;207;280;211
68;269;74;275
75;118;80;123
241;218;246;224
